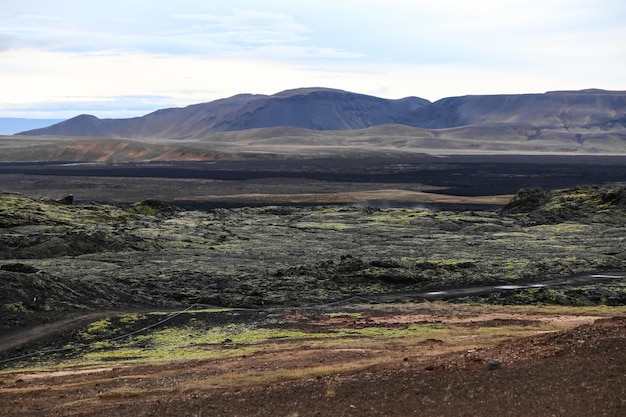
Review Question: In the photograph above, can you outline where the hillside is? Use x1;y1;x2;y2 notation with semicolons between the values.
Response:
17;88;626;139
18;88;429;139
403;89;626;130
9;88;626;161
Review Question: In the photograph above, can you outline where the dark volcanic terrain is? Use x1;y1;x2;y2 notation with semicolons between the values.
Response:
1;154;626;416
1;184;626;339
3;87;626;415
1;183;626;416
2;155;626;208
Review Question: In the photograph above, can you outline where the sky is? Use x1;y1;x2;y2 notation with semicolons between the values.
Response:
1;0;625;119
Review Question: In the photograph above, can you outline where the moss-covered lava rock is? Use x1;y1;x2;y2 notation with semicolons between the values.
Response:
1;187;625;335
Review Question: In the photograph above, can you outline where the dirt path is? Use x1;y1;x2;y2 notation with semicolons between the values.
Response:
0;307;185;353
3;271;622;355
0;312;113;353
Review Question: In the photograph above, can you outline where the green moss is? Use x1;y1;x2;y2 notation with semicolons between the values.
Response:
144;324;321;346
545;289;559;303
418;259;476;269
0;193;133;227
334;324;447;338
146;308;232;315
3;302;28;312
553;223;587;234
129;199;178;215
71;320;449;366
91;341;115;349
149;322;445;348
85;348;147;361
118;313;145;324
84;345;258;364
326;312;362;319
99;387;149;399
294;221;353;231
78;319;113;340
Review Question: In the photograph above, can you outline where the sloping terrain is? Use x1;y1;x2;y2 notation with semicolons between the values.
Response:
403;89;626;130
18;89;626;139
0;307;624;416
4;123;626;163
18;88;429;138
8;88;626;161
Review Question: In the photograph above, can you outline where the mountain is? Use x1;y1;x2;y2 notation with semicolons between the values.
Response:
17;88;626;140
0;118;65;135
10;88;626;161
401;89;626;130
17;88;430;139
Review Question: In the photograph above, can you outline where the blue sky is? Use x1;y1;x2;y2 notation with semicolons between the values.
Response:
1;0;625;118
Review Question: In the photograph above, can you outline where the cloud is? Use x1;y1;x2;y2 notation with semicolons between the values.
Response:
0;0;625;118
0;3;359;60
173;9;310;42
0;94;185;119
2;0;625;65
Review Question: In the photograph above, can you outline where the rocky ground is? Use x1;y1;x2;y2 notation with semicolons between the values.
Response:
0;309;624;417
1;186;626;334
0;187;626;331
1;184;626;415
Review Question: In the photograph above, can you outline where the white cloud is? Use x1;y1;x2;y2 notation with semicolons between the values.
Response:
0;3;357;58
0;0;625;118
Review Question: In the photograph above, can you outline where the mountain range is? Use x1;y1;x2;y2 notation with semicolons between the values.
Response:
3;87;626;162
17;88;626;139
17;88;429;138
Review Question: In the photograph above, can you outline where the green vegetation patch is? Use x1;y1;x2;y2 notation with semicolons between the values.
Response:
78;319;114;340
2;302;28;312
14;311;449;368
129;199;180;215
0;192;134;227
326;312;363;319
79;322;447;365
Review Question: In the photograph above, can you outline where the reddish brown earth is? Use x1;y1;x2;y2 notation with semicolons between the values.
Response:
1;313;624;417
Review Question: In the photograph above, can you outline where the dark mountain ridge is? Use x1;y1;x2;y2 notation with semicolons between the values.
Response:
15;88;626;141
404;89;626;130
18;88;429;139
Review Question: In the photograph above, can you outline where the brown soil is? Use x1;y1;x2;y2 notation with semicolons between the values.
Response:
1;312;624;417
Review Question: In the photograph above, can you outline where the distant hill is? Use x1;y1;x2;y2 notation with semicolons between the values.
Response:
17;88;626;141
0;118;64;135
401;89;626;130
7;88;626;162
18;88;430;139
